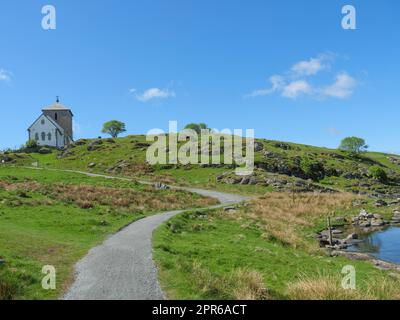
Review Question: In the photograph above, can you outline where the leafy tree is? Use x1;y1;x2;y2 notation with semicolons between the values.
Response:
25;139;38;149
101;120;126;138
339;137;368;154
184;123;209;134
369;166;388;183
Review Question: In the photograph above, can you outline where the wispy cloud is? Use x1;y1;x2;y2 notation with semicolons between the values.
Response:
130;87;176;102
282;80;312;99
247;75;284;98
320;72;357;99
0;69;12;83
246;53;357;100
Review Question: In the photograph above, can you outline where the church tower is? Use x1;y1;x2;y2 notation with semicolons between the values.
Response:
42;97;73;145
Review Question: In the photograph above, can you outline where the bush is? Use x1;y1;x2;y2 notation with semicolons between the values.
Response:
25;140;38;149
300;158;325;181
369;166;388;183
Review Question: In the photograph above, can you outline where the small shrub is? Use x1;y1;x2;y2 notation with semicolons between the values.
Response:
369;166;388;183
25;139;38;149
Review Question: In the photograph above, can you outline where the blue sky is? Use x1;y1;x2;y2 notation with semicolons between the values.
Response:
0;0;399;153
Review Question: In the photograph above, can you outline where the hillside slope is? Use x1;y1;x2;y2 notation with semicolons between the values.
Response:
2;135;400;198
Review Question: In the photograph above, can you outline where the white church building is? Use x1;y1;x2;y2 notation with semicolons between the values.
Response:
27;98;74;148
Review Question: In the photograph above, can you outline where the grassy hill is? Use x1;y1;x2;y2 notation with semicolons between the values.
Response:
2;135;400;300
3;135;400;198
0;167;216;299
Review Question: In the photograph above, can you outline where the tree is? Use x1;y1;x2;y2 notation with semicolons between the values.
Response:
339;137;368;154
184;123;209;134
101;120;126;138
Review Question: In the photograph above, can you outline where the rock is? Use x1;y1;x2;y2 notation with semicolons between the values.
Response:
224;206;237;214
87;139;103;151
346;233;359;240
38;147;52;154
153;182;170;190
351;216;360;223
374;199;388;207
248;176;259;185
74;139;87;146
373;213;382;219
371;219;385;227
331;229;343;235
263;151;275;158
253;142;264;152
240;176;251;185
359;209;368;217
274;142;291;150
88;162;96;168
359;221;371;228
106;138;115;143
391;217;400;224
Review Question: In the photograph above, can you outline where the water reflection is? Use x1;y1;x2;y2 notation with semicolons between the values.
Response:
348;227;400;264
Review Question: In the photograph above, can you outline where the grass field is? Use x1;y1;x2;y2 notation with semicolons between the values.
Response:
0;167;217;300
153;193;400;300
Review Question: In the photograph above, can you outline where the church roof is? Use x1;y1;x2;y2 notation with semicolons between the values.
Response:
42;102;71;111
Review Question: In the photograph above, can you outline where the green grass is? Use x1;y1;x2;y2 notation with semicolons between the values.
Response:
0;166;216;300
153;197;399;300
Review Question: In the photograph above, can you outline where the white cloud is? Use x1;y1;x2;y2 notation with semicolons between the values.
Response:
291;57;327;77
282;80;312;99
131;87;176;102
246;53;358;100
247;75;285;97
321;73;357;99
0;69;12;83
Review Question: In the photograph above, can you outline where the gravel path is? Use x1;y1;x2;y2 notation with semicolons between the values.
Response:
62;171;249;300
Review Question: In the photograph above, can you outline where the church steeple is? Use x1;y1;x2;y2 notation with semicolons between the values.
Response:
56;96;60;103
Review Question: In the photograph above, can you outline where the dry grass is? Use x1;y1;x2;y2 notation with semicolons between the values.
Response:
232;192;356;249
287;274;400;300
191;262;271;300
0;181;218;212
0;280;17;300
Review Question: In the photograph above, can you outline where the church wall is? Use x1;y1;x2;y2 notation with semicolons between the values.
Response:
29;115;64;148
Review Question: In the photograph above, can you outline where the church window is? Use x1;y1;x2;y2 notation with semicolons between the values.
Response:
41;132;46;141
48;133;52;141
41;119;45;125
55;113;58;121
35;133;39;141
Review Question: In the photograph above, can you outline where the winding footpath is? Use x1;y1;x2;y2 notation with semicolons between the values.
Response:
57;169;249;300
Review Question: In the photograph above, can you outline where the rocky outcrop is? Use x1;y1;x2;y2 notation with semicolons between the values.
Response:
87;140;103;151
217;171;335;193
